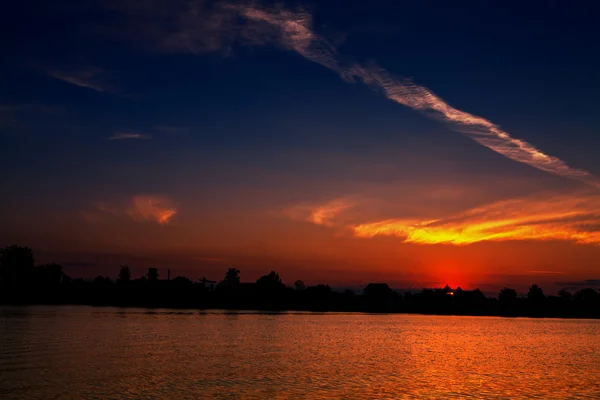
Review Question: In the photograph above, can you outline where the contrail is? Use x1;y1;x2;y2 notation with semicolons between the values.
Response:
234;3;599;187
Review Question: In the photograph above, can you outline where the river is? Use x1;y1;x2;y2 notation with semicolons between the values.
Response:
1;306;599;399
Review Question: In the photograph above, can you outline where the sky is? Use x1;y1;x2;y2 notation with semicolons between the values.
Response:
1;0;600;293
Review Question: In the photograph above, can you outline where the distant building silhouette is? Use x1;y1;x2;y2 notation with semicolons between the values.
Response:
200;277;216;291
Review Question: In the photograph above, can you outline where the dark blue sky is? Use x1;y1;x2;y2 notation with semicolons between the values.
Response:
1;0;600;289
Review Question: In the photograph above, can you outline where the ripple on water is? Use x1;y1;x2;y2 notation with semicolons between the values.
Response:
1;306;599;399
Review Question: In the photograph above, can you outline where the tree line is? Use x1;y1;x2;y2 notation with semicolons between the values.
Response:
1;245;599;317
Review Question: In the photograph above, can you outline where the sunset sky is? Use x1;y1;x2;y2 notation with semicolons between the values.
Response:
2;0;599;293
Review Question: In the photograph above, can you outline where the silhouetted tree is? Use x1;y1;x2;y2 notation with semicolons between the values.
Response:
35;263;63;286
171;276;193;287
256;271;285;290
216;268;240;291
93;276;113;286
147;268;159;282
363;283;396;311
574;288;600;305
498;287;517;304
224;268;240;286
558;289;572;302
0;245;35;287
471;289;486;301
118;265;131;283
4;245;600;318
306;284;331;296
364;283;394;297
528;284;545;300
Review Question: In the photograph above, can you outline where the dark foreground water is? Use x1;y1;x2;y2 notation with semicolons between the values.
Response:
1;306;599;399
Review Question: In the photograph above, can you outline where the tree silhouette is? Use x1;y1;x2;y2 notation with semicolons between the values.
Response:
35;263;63;286
118;265;131;283
225;268;240;285
574;288;600;306
147;268;159;282
0;245;35;287
93;276;113;287
307;284;331;296
558;289;572;302
498;287;517;304
4;245;600;318
528;284;545;300
256;271;285;290
216;268;240;290
171;276;193;287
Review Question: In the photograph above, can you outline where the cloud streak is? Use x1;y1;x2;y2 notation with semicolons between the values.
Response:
108;132;152;140
351;192;600;245
46;67;110;93
83;195;177;225
104;2;598;186
281;198;355;227
308;199;353;226
230;3;599;188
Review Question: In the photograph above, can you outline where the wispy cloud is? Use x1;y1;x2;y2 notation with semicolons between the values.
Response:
101;2;599;187
126;195;177;225
230;3;600;188
83;195;176;225
45;67;110;93
352;192;600;245
108;132;152;140
282;198;355;227
308;199;353;226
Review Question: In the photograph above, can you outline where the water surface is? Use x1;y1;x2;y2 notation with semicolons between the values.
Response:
1;306;599;399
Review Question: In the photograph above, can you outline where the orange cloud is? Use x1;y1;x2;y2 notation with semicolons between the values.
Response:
352;193;600;245
282;198;354;227
127;196;177;225
308;199;353;226
83;196;176;225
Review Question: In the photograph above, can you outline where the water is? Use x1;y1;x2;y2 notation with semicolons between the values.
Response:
1;306;599;399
